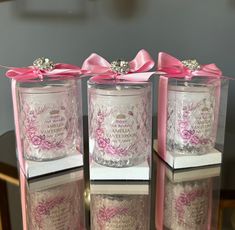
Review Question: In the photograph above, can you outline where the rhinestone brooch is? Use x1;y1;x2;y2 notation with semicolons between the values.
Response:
33;57;55;71
110;59;130;74
182;59;200;71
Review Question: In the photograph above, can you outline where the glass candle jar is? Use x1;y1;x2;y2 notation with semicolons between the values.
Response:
88;78;152;167
167;79;219;155
15;78;83;161
90;194;149;230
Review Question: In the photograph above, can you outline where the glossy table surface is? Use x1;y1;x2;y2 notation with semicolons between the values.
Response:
0;131;234;230
18;157;222;230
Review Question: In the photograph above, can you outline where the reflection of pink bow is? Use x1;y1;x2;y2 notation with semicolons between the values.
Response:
158;52;222;79
82;49;155;81
5;63;83;81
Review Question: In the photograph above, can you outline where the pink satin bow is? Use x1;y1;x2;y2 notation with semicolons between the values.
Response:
5;63;83;81
157;52;222;78
82;49;155;81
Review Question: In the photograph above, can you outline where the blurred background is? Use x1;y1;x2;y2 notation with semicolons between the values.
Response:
0;0;235;229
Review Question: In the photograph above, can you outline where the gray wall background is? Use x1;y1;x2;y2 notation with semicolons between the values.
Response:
0;1;235;229
1;0;235;135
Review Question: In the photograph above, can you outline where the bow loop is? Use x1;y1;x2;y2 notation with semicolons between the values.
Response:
81;53;112;74
81;49;155;81
5;58;83;81
129;49;155;72
157;52;222;79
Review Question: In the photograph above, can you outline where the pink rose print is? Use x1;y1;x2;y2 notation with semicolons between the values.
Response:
31;135;43;146
180;130;191;140
179;121;188;129
177;194;189;206
98;138;107;148
190;135;200;145
96;128;104;137
97;116;104;123
106;145;116;155
42;141;53;149
97;206;128;224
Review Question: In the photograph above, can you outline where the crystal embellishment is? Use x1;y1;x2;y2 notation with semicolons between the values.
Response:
110;60;130;74
33;57;55;71
182;59;200;71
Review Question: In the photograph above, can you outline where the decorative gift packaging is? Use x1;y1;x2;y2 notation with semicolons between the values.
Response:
155;52;229;168
6;58;84;178
90;181;150;230
83;50;155;180
155;156;221;230
19;168;85;230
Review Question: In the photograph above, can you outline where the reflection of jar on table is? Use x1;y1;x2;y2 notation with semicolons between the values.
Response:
164;178;210;230
90;194;149;230
26;174;84;229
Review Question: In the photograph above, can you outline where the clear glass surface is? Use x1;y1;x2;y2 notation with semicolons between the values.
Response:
88;78;152;167
15;78;83;161
166;78;220;155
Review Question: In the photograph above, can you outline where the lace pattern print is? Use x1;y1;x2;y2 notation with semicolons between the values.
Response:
88;84;151;167
19;81;81;161
27;179;85;229
167;84;217;155
90;194;149;230
164;178;210;230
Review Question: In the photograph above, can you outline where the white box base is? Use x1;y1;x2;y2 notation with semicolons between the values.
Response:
90;183;149;195
24;154;83;178
154;139;222;169
90;161;150;180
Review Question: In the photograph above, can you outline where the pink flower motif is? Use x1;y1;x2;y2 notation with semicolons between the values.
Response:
180;130;191;140
97;206;128;223
179;121;189;129
95;128;104;137
98;138;107;149
190;135;200;145
106;145;116;155
31;135;42;146
42;141;53;149
97;116;104;123
177;194;189;206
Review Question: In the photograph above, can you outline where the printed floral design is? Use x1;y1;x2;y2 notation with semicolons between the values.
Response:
175;188;206;226
97;206;128;228
167;86;217;154
177;101;212;146
23;103;66;151
33;196;66;229
94;110;130;156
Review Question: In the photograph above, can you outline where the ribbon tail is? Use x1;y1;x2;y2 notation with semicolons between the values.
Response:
118;72;156;81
